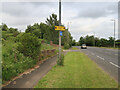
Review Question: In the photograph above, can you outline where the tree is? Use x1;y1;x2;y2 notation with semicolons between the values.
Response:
85;35;94;46
17;33;41;59
25;23;42;39
45;14;59;26
25;25;33;33
115;39;120;48
9;28;18;33
72;40;76;46
95;37;100;47
40;23;47;39
108;37;114;47
45;14;59;44
2;24;8;31
33;29;41;38
24;13;73;49
100;38;108;47
79;36;85;46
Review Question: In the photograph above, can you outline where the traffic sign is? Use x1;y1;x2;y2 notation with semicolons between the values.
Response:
55;26;65;31
60;31;62;36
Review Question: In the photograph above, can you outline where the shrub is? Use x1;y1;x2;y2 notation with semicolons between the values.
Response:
15;33;24;42
57;54;64;66
2;52;36;81
13;31;19;37
64;43;70;49
17;33;41;59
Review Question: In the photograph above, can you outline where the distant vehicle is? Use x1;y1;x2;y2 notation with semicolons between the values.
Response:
81;44;87;49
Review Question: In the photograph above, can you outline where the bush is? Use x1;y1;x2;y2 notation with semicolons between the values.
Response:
15;33;24;42
57;54;64;66
2;51;36;81
13;31;19;37
17;33;41;59
64;43;70;49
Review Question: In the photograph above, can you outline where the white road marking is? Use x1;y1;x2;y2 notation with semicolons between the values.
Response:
114;54;118;56
110;62;120;68
96;55;105;60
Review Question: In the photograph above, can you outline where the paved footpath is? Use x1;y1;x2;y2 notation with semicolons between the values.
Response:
3;55;57;88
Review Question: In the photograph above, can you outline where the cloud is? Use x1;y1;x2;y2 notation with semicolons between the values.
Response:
0;1;118;41
2;2;58;17
1;2;59;31
75;2;118;19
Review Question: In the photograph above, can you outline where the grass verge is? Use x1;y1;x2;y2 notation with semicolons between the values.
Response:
71;47;79;50
35;52;118;88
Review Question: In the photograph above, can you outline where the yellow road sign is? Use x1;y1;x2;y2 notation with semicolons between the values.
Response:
55;26;65;31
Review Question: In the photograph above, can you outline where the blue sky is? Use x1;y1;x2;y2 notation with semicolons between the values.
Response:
0;0;118;41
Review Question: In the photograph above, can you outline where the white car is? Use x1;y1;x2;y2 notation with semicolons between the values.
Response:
81;44;87;49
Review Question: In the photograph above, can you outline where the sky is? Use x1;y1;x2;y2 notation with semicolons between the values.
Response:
0;0;119;41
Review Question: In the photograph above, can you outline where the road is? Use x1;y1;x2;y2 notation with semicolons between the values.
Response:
75;46;119;82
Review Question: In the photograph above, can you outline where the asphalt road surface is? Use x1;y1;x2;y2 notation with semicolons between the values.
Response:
75;46;119;82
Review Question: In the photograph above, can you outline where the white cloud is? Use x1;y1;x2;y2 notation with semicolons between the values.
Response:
0;1;118;41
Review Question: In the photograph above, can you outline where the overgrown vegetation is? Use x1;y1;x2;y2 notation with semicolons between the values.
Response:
17;33;41;60
1;13;72;83
2;32;37;82
57;54;64;66
41;43;55;51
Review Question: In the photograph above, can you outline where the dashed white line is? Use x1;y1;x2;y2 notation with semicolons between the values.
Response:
110;62;120;68
114;54;118;56
96;55;105;60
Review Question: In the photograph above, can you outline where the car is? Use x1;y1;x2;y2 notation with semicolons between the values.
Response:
81;44;87;49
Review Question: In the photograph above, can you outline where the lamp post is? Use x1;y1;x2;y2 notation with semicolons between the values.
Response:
67;22;72;30
111;19;116;48
67;22;72;45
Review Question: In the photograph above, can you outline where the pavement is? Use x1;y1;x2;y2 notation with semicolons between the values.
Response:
74;46;119;82
3;55;57;88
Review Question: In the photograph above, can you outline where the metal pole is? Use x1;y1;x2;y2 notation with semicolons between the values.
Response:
59;0;61;60
114;20;115;48
67;22;69;29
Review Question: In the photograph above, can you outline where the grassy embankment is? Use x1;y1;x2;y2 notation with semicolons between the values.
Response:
35;52;118;88
2;31;57;84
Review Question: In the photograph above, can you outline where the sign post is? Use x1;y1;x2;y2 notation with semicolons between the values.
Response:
59;0;61;63
55;0;65;64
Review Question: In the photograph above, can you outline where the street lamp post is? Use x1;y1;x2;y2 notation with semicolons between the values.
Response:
67;22;71;30
111;19;116;48
67;22;71;45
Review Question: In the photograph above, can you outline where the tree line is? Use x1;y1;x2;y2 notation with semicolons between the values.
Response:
1;13;73;49
24;13;73;49
73;35;120;47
